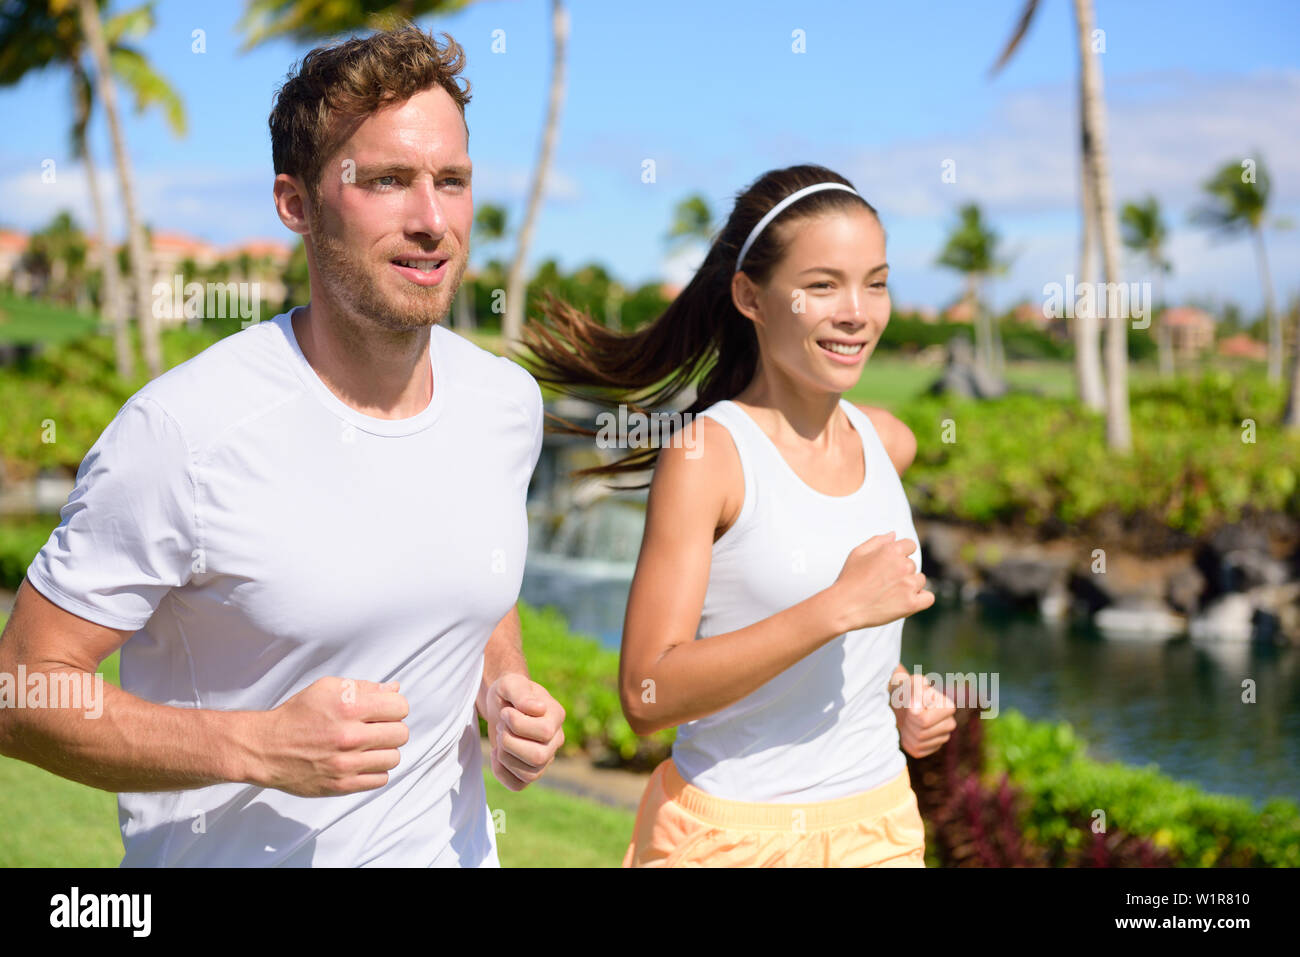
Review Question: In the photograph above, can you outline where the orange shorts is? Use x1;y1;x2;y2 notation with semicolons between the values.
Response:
622;758;926;868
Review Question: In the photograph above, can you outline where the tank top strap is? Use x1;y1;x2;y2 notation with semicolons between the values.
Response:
695;400;762;540
838;399;889;475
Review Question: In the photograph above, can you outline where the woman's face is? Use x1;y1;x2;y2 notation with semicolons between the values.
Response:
734;206;889;396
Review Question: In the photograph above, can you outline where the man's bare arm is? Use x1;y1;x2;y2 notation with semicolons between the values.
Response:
0;578;258;791
476;604;527;721
0;578;408;797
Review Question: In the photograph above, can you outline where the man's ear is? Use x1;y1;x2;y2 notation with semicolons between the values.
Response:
273;173;312;237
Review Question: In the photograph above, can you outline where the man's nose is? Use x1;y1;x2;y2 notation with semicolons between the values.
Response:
404;177;448;240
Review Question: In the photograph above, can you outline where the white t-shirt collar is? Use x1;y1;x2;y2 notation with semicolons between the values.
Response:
272;305;447;438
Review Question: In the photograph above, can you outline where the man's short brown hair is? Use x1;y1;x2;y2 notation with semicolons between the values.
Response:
269;25;471;203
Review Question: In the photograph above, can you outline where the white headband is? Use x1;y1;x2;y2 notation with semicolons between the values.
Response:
735;182;861;272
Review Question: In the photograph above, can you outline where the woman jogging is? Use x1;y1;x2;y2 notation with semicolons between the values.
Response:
520;164;956;867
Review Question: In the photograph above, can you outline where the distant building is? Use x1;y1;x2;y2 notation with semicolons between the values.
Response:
897;304;938;322
1217;333;1268;361
0;229;27;288
1011;301;1046;326
146;232;292;325
942;298;975;323
1161;306;1215;358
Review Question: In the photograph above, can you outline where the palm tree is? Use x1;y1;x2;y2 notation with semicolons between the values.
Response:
73;0;178;379
1072;93;1105;411
936;203;1006;378
666;194;713;249
457;202;507;332
1191;156;1283;383
238;0;569;351
0;1;184;378
1120;196;1173;378
501;0;567;348
72;61;130;375
23;211;87;303
991;0;1131;449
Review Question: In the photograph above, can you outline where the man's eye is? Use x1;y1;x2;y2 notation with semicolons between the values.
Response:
872;281;888;289
372;175;399;188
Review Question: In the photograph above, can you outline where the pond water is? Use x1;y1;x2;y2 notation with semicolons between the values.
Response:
521;546;1300;810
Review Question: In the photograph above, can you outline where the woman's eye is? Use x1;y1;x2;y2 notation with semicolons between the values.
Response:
810;281;832;289
872;281;888;289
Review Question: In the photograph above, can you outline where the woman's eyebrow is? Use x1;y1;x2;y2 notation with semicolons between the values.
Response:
797;263;889;277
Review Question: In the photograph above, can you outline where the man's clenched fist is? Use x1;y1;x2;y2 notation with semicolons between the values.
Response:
251;676;409;797
482;673;565;791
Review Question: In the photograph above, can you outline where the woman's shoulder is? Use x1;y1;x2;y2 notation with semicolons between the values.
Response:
850;402;916;477
650;410;745;541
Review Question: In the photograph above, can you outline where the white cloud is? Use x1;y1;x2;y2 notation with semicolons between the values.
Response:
831;68;1300;313
0;158;583;242
840;68;1300;222
471;162;582;205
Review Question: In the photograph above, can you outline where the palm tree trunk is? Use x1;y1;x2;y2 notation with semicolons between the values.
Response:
1075;122;1106;411
1283;293;1300;428
1252;226;1280;383
454;281;476;332
1154;265;1172;378
78;0;161;379
1075;0;1131;452
82;140;133;380
989;283;1005;378
503;0;569;346
965;273;985;374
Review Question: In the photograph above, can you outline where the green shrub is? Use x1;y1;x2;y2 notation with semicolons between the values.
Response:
0;517;60;590
984;709;1300;867
899;369;1300;536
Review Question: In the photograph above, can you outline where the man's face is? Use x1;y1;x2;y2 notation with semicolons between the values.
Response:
307;85;472;332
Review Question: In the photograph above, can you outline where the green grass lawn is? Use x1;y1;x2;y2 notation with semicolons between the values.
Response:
842;355;1182;408
0;646;634;868
0;292;101;345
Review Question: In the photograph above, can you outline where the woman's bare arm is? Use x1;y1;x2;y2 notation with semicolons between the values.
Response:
618;416;924;735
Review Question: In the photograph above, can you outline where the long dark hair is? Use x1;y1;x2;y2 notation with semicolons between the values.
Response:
518;163;881;488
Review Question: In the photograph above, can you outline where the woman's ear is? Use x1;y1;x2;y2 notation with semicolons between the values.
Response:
730;271;765;330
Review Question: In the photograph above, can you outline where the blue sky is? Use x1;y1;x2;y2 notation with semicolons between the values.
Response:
1;0;1297;316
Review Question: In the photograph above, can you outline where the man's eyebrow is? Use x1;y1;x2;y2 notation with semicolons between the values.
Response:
797;263;889;277
354;162;473;179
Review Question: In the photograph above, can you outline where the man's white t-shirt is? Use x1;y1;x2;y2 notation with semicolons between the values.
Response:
26;307;543;867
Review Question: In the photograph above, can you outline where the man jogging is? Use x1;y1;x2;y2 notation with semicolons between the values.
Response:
0;25;564;866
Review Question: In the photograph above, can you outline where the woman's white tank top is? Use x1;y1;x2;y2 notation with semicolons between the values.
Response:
670;398;923;803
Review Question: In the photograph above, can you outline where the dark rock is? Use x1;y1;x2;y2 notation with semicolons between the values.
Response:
926;334;1009;400
1247;582;1300;646
1165;564;1207;615
1068;568;1120;616
1194;521;1280;596
918;523;970;586
982;556;1067;610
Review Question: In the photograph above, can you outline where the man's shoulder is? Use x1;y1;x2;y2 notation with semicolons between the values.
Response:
131;313;303;449
434;324;541;417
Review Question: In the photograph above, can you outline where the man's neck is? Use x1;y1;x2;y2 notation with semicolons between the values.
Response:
292;301;433;420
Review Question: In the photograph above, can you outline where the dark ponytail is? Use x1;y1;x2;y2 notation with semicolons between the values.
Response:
517;163;879;488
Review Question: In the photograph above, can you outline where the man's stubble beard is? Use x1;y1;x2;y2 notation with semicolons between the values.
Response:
308;205;466;334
